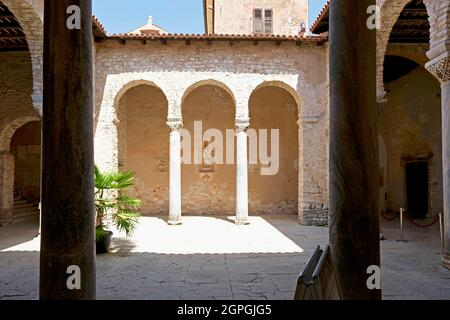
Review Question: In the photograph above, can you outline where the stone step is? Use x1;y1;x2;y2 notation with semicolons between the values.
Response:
13;203;36;210
14;200;28;205
14;209;39;216
14;208;39;215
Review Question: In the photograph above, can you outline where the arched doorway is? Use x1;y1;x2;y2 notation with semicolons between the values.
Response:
117;84;169;215
248;83;299;215
10;121;41;222
181;82;236;215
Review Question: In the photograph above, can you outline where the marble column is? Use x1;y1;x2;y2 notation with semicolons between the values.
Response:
426;52;450;269
0;152;14;225
329;0;381;299
236;121;250;225
40;0;96;299
168;120;183;225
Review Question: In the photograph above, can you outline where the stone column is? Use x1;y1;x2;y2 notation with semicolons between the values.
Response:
40;0;96;299
329;0;381;299
168;120;183;225
0;152;14;225
426;52;450;269
235;121;250;225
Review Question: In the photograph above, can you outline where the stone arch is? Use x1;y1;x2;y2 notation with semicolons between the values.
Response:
248;80;301;216
377;0;433;101
180;79;237;115
114;79;169;109
250;80;301;108
0;116;40;152
180;79;237;215
115;82;170;215
2;0;44;113
95;78;171;172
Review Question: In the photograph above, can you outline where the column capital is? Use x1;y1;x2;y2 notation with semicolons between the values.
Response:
425;52;450;85
235;119;250;132
167;119;183;131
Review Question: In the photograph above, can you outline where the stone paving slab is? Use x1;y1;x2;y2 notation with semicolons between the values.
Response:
0;215;449;300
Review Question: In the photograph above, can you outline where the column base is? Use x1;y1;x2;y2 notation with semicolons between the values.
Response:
235;218;250;226
168;218;183;226
442;255;450;270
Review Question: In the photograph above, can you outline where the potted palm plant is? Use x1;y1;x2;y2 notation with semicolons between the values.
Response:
94;165;143;254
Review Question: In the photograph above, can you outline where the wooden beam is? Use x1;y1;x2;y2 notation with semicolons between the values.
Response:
0;35;25;40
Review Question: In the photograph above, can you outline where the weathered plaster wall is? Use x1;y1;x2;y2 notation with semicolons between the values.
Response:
379;66;443;215
214;0;308;35
94;40;329;224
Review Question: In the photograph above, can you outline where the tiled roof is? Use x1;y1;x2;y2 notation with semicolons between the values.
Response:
91;16;328;44
107;33;328;43
92;15;107;39
310;1;330;34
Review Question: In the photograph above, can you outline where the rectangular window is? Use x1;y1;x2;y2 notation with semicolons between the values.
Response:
264;9;273;34
253;8;273;35
253;8;263;34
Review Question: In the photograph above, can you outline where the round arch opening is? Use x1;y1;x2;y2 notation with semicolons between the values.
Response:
181;83;236;215
248;84;299;215
116;83;169;215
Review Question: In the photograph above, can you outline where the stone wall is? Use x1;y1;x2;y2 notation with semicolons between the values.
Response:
2;0;44;112
379;58;443;215
213;0;308;35
0;51;38;224
94;40;329;224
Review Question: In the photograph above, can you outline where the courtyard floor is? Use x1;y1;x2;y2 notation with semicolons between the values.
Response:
0;215;449;300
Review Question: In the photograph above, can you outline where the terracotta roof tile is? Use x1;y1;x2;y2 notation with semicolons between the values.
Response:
92;15;107;38
310;1;330;34
107;32;327;43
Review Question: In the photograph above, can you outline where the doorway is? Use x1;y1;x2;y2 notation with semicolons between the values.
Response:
405;161;428;218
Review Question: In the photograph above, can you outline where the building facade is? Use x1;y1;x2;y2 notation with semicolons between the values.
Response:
0;0;449;238
204;0;308;35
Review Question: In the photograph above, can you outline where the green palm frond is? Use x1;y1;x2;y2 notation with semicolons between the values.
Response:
117;195;143;209
114;209;140;236
94;165;143;239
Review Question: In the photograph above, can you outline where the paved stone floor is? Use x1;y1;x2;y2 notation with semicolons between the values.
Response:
0;215;449;300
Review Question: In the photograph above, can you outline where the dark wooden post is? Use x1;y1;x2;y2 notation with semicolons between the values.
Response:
329;0;381;299
40;0;95;299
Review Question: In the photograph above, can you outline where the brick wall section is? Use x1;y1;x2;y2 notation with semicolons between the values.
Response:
94;40;329;225
0;51;39;224
0;52;39;151
2;0;44;113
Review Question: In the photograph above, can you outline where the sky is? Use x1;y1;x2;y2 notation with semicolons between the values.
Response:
93;0;329;35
